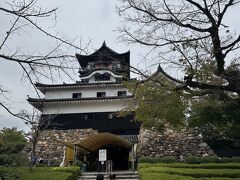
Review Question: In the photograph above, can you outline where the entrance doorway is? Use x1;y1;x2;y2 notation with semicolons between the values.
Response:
86;144;130;171
77;133;132;171
105;144;129;170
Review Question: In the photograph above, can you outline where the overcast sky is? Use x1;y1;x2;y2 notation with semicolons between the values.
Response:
0;0;240;132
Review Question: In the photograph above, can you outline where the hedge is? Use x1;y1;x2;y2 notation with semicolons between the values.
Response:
138;156;240;164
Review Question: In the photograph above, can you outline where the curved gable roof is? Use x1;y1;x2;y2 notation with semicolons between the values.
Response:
76;42;130;68
56;133;132;152
78;133;132;151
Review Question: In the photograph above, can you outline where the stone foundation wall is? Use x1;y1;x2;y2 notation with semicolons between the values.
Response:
137;128;215;158
31;129;97;166
29;127;215;166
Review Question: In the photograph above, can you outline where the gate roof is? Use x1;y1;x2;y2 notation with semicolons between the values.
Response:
55;133;132;152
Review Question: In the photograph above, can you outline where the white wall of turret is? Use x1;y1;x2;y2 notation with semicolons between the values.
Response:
42;100;130;114
44;86;131;99
40;69;133;114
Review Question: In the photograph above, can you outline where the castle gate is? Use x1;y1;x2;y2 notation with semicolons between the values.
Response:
59;133;137;171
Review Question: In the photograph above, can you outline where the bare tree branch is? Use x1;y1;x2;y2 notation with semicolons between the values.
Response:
0;102;29;121
0;0;89;120
118;0;240;95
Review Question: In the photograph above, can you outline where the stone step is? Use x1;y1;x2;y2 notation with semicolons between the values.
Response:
79;175;139;178
79;176;139;180
78;177;139;180
79;177;139;180
79;171;139;180
81;171;138;175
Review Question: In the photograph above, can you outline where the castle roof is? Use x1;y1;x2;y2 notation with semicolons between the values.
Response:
27;95;134;111
76;42;130;68
35;82;123;94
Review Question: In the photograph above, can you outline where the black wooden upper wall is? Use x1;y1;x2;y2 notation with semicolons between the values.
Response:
41;112;140;135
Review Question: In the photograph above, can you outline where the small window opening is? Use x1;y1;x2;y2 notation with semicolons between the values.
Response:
72;93;82;98
97;92;106;98
108;113;113;119
117;91;127;97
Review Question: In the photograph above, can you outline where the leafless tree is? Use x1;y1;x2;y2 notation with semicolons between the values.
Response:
117;0;240;96
19;108;58;167
0;0;89;119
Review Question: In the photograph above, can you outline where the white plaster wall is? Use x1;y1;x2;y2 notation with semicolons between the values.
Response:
45;86;132;99
42;100;130;114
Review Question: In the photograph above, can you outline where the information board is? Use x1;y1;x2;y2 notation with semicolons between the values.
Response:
99;149;107;161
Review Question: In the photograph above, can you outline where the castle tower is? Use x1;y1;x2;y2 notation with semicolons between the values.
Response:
27;42;140;170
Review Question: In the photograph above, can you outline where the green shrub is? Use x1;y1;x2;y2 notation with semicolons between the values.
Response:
21;171;73;180
0;166;80;180
183;156;202;164
140;172;194;180
51;166;80;179
0;153;28;166
159;156;178;163
220;157;232;163
199;156;240;163
151;157;162;163
220;157;240;163
138;157;155;163
0;128;27;154
139;166;240;178
184;156;222;164
0;166;21;179
0;128;28;167
201;156;221;163
229;157;240;163
139;162;240;170
139;156;240;164
138;156;178;163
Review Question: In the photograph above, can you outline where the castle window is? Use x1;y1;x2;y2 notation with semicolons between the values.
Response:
108;113;113;119
117;91;126;97
72;93;82;98
84;113;93;120
97;92;106;98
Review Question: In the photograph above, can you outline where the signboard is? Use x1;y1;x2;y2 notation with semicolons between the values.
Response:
99;149;107;161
